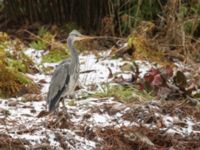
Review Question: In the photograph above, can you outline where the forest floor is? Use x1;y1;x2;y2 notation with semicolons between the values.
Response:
0;36;200;150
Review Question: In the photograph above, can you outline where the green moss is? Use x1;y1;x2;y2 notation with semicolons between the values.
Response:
42;49;69;63
6;50;34;73
29;26;54;50
184;20;200;35
93;84;152;103
191;3;200;15
3;67;31;84
0;66;32;97
16;72;31;84
7;59;26;72
29;40;47;50
38;26;49;37
178;4;188;20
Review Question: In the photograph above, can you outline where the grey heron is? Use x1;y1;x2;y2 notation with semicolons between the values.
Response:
46;30;93;112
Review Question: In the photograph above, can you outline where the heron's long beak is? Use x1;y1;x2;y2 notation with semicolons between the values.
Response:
75;35;95;41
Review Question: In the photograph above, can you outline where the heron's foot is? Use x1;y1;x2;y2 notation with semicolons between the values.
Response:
49;111;70;128
48;107;59;116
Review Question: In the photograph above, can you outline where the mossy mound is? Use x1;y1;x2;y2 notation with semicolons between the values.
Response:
128;21;172;66
0;66;39;97
0;32;39;97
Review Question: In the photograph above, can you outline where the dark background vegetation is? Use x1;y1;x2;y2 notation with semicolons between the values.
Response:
1;0;199;37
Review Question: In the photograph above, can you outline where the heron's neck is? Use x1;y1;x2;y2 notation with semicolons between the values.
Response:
69;43;79;66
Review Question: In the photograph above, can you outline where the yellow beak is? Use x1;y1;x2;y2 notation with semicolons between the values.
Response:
75;35;95;41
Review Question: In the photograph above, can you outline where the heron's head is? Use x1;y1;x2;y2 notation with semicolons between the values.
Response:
69;30;82;37
67;30;94;46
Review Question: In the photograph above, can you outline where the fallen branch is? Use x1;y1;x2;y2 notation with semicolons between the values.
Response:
16;127;40;134
80;69;96;74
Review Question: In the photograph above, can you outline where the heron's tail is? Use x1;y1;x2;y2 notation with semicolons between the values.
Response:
47;75;69;112
48;90;64;112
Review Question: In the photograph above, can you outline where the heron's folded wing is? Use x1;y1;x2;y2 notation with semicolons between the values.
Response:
47;61;70;105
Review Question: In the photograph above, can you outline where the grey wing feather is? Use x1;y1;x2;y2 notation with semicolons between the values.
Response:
47;60;71;111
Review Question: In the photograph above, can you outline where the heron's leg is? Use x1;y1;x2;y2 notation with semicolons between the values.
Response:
54;107;59;115
60;98;66;109
61;97;68;116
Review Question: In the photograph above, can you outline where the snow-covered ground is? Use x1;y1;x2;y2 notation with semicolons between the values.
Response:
0;49;200;149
